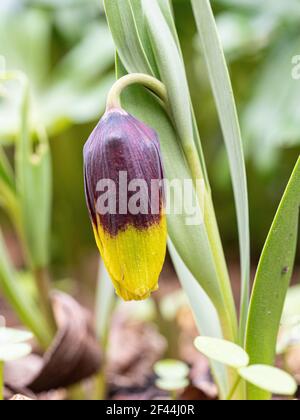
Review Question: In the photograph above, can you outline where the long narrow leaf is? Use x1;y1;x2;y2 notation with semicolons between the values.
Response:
95;260;116;343
168;239;228;398
0;147;20;225
245;157;300;400
191;0;250;341
142;0;195;152
0;231;52;349
103;0;157;76
0;147;15;191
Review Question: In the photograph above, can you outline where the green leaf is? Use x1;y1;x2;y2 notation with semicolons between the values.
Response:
0;147;19;226
0;9;51;89
0;328;33;345
141;0;195;151
282;285;300;325
246;157;300;400
194;337;249;368
103;0;156;75
42;74;114;135
0;231;52;349
156;0;181;50
238;365;297;397
0;343;31;362
154;359;189;380
41;24;115;133
155;377;189;392
95;260;116;342
0;148;14;191
168;239;229;398
192;0;250;341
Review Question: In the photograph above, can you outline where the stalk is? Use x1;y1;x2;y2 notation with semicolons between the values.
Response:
33;267;57;339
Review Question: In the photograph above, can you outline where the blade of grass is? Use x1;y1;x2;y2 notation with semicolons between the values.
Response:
245;157;300;400
191;0;250;343
103;0;157;76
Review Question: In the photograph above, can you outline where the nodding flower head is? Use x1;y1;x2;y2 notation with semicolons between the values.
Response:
84;108;167;301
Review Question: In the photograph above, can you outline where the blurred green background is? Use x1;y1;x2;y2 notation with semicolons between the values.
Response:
0;0;299;284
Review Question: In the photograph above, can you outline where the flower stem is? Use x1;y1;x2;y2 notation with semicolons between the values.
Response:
106;73;169;111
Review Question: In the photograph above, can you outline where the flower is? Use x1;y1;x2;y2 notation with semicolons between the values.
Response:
84;108;167;301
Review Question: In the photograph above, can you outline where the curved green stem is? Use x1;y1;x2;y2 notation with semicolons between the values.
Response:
106;73;169;111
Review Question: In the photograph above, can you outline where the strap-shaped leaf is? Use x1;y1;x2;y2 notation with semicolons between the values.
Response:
106;2;240;393
142;0;195;151
0;147;14;191
0;231;52;348
246;157;300;400
95;260;115;342
191;0;250;341
168;239;229;398
194;336;249;369
16;81;52;268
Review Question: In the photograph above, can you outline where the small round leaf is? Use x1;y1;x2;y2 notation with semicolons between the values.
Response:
154;359;189;380
0;328;33;345
155;378;189;392
194;337;249;368
0;343;32;362
238;365;297;396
